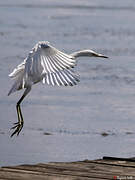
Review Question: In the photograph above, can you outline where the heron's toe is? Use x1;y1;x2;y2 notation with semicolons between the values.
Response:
10;121;24;137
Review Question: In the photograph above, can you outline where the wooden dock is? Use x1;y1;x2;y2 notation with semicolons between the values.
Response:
0;157;135;179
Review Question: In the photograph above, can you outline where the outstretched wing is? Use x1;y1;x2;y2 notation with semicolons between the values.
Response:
8;41;79;96
24;41;76;78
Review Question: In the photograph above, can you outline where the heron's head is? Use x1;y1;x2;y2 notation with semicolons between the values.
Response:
83;50;108;58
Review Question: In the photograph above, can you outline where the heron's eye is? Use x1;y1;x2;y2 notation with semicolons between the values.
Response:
41;44;50;49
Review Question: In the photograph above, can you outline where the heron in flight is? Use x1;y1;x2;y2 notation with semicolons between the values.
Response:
8;41;108;137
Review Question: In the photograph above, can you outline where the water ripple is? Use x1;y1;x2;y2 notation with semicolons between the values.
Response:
1;4;135;11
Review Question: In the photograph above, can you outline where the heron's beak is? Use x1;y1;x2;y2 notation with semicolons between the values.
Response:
92;52;108;58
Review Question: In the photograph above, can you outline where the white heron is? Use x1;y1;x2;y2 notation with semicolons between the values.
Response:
8;41;108;137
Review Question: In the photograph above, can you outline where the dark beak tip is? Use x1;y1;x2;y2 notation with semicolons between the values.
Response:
101;55;109;58
104;56;109;58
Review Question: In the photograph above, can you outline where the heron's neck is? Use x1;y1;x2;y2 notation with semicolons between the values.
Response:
70;50;93;58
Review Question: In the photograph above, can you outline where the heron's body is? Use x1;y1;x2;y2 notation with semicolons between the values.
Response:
8;41;108;137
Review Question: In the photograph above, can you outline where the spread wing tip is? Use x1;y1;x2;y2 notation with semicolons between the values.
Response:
42;69;80;87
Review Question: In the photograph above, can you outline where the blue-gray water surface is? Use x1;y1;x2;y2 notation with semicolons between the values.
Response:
1;0;135;166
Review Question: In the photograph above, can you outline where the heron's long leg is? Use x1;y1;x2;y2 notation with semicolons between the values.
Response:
11;87;31;137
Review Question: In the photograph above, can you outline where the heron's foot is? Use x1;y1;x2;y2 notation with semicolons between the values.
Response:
10;121;24;137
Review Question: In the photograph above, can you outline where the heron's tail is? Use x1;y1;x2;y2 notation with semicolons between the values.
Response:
8;62;25;96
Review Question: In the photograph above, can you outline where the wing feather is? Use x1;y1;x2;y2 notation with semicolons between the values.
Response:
58;71;69;86
47;55;59;72
63;70;79;85
46;56;56;73
48;55;63;71
55;72;66;86
56;52;75;65
47;73;54;86
41;56;48;73
61;71;76;86
50;73;56;86
25;41;76;78
45;56;52;73
52;73;62;86
54;56;69;70
51;73;60;86
42;68;80;87
55;54;71;69
9;60;26;79
65;70;79;82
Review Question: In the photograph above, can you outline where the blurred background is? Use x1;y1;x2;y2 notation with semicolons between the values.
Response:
1;0;135;166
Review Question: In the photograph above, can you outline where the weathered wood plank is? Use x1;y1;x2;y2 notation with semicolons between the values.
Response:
0;168;104;180
0;157;135;180
0;170;73;180
0;166;113;179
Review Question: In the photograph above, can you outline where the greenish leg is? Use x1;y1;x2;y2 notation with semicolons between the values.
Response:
11;87;31;137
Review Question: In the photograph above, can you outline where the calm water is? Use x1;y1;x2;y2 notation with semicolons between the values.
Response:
1;0;135;166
